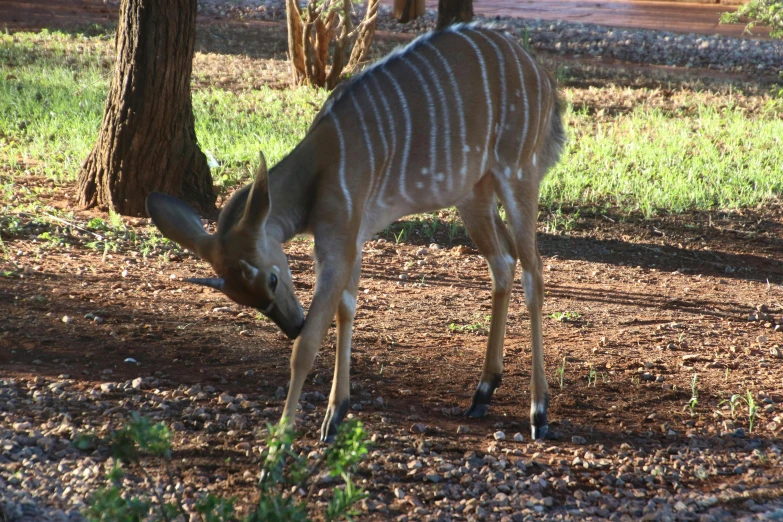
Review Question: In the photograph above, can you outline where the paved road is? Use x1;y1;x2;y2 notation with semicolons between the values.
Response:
0;0;767;39
384;0;768;38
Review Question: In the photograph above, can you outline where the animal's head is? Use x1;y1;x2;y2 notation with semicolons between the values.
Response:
145;155;304;339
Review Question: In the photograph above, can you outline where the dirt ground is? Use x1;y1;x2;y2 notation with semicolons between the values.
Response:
2;1;783;521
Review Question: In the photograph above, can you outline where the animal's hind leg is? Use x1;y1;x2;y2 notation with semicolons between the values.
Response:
457;176;517;418
494;173;550;440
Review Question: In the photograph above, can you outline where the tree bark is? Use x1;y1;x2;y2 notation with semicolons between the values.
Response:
394;0;426;23
77;0;214;216
437;0;474;29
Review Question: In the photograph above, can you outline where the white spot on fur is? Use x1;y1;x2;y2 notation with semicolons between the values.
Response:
421;168;429;175
478;381;492;395
504;166;511;178
523;271;536;307
435;172;445;181
341;290;357;316
510;104;516;112
517;168;523;180
416;181;424;188
532;153;537;166
464;145;471;152
503;254;515;266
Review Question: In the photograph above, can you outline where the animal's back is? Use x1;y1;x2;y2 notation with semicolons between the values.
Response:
311;24;561;226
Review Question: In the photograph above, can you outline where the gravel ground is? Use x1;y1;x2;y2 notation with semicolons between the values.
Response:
3;3;783;521
196;0;783;75
3;373;783;521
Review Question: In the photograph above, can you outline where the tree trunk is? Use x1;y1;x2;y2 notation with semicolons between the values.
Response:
77;0;214;216
437;0;473;29
394;0;426;23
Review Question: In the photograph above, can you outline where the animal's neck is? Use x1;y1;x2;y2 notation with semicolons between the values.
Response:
265;135;320;243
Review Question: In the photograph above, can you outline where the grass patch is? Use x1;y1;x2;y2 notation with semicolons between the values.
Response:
0;30;323;187
545;98;783;215
1;30;781;219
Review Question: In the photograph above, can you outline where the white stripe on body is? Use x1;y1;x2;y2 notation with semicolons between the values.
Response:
349;93;377;214
359;81;390;209
329;109;353;219
401;56;441;205
423;41;467;184
451;30;493;175
380;68;414;204
367;74;397;209
408;51;454;192
469;29;507;164
503;33;530;168
526;51;543;156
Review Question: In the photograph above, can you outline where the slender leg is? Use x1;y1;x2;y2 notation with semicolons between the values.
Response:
494;174;550;440
458;177;517;418
320;257;362;441
280;238;357;429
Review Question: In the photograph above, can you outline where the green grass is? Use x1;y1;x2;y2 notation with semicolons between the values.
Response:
194;88;325;188
0;30;323;186
1;29;781;216
544;100;783;215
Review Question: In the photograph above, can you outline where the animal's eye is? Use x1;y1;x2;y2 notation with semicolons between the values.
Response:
269;273;278;293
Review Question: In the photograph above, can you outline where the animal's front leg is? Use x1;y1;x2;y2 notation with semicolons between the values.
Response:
280;250;356;429
320;257;362;442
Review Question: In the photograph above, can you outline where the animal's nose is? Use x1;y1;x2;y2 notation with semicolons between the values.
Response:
285;321;303;340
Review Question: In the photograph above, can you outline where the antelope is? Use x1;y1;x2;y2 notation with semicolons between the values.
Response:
146;23;566;441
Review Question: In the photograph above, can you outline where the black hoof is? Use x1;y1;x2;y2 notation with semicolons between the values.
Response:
531;395;550;440
319;399;349;442
464;375;501;418
531;424;549;440
464;402;489;418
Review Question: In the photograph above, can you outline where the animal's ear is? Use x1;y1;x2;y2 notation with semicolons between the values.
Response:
241;153;270;230
146;192;217;263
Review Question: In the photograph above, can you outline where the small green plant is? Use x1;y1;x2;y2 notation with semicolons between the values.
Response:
548;311;581;322
555;357;566;389
587;366;597;387
718;393;742;418
717;391;759;433
85;413;368;522
447;215;464;241
745;391;758;433
542;208;580;235
448;314;492;334
686;374;699;415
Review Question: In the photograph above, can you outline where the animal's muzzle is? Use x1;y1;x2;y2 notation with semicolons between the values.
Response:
263;303;304;340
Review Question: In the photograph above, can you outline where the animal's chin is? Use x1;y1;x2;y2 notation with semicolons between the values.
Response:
259;303;304;340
